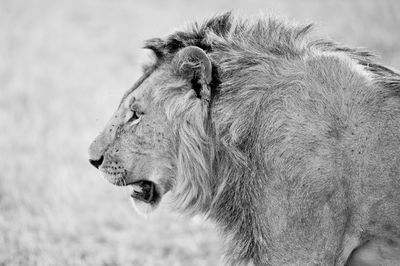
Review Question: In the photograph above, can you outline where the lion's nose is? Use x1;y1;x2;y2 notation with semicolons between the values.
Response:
89;155;104;169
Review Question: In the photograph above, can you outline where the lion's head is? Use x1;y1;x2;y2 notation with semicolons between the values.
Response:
88;43;216;214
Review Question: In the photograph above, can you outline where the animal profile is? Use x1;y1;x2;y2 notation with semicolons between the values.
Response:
89;12;400;265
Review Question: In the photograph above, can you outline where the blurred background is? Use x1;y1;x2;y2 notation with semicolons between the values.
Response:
1;0;399;265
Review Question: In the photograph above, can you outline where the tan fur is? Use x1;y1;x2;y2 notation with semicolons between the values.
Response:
89;13;400;265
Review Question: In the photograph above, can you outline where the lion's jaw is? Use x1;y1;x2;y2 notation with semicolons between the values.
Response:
129;168;167;216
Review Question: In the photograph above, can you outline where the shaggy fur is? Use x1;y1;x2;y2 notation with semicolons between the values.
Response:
90;12;400;265
147;13;400;265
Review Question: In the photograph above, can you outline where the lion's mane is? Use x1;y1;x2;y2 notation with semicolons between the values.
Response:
146;12;400;264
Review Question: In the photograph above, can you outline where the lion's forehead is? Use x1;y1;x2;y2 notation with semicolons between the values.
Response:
121;68;170;108
120;87;146;111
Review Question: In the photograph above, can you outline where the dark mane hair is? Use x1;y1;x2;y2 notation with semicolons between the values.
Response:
145;11;399;85
144;11;314;62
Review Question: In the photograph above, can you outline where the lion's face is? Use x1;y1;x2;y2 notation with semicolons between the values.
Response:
89;46;213;215
88;65;177;214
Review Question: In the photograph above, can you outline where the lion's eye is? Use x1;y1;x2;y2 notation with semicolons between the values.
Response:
125;110;142;124
131;111;140;121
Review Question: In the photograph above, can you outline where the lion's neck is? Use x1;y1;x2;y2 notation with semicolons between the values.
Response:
206;150;270;265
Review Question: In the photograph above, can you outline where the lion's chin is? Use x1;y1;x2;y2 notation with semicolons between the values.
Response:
130;197;159;216
130;180;162;216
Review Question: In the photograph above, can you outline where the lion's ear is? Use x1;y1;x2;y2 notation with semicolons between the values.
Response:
172;46;212;99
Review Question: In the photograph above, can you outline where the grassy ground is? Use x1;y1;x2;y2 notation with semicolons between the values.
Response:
1;0;399;265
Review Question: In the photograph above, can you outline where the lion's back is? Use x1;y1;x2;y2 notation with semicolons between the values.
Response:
260;51;400;248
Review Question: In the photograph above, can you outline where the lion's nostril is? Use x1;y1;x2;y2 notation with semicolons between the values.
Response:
89;155;104;169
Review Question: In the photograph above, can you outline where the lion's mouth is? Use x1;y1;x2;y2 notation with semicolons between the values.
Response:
130;180;160;204
101;171;161;205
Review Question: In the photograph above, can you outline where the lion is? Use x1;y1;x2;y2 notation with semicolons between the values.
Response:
88;12;400;265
